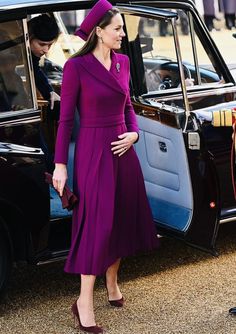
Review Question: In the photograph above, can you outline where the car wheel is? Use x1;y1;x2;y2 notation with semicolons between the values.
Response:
0;233;12;300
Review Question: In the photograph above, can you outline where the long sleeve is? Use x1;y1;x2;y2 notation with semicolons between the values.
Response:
54;59;80;164
124;57;139;133
32;53;53;100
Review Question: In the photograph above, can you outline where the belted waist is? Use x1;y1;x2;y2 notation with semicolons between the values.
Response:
80;114;125;128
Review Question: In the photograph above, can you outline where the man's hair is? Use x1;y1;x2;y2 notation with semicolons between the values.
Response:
28;14;59;41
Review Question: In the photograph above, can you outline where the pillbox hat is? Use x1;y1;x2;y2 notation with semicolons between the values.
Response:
75;0;113;41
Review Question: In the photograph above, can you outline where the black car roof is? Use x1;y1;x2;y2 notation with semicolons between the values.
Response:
0;0;195;10
0;0;78;5
0;0;195;20
0;0;90;20
0;0;83;9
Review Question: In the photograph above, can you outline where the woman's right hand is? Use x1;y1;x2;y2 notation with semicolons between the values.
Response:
52;163;68;196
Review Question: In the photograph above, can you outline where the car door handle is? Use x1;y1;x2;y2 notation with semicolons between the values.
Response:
141;109;156;117
159;141;167;152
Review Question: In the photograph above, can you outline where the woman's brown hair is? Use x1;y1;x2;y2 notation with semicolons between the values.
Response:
72;8;120;58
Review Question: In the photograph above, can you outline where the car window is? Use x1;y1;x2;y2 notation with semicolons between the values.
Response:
176;9;221;85
125;15;183;93
175;10;197;84
124;10;225;96
193;32;221;83
0;20;33;113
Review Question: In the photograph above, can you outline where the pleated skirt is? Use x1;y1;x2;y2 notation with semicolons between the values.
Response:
64;122;159;275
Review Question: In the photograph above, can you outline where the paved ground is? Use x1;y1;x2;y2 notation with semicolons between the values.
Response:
2;223;236;334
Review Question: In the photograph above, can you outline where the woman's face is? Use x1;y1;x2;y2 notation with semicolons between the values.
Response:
100;13;125;50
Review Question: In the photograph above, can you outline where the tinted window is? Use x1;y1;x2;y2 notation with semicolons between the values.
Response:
0;20;33;113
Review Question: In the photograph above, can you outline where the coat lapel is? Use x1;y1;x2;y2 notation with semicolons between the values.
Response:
79;52;127;96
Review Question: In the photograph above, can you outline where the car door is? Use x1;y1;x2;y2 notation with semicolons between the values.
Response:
0;15;50;260
116;3;228;253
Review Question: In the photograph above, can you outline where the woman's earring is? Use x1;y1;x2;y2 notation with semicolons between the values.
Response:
99;36;104;43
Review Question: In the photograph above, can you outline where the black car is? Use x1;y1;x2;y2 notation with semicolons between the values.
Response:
1;0;236;298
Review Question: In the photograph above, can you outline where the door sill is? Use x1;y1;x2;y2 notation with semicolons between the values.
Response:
36;250;68;265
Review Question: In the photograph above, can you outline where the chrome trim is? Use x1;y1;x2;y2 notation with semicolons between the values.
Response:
220;217;236;224
188;85;236;100
36;250;68;265
143;82;234;97
22;18;38;110
54;12;76;55
171;17;190;124
146;85;236;104
0;115;41;127
0;108;40;119
37;256;67;265
0;142;43;155
188;12;201;85
188;82;234;90
118;5;177;19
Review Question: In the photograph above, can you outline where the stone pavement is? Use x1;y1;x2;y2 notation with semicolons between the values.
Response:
1;223;236;334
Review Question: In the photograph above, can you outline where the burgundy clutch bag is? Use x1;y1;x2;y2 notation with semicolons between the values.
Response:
45;172;78;211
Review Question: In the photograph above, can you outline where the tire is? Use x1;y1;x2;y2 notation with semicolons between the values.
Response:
0;233;12;300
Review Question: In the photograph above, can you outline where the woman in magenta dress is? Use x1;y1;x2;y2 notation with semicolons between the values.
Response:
53;0;159;332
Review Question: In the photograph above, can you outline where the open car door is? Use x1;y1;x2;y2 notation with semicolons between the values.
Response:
117;4;221;254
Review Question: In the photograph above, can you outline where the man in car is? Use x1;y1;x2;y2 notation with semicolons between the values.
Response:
28;14;60;108
28;14;61;171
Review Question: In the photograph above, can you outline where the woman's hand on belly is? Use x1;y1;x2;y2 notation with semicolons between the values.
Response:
53;163;68;196
111;132;139;157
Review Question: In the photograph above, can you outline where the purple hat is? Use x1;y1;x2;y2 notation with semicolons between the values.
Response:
75;0;113;41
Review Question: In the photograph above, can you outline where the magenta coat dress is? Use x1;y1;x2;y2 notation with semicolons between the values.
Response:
54;50;159;275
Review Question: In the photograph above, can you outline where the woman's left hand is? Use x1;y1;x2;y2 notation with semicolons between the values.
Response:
111;132;138;157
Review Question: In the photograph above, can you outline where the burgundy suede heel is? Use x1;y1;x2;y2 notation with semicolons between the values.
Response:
71;301;103;334
104;277;125;307
108;296;124;308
